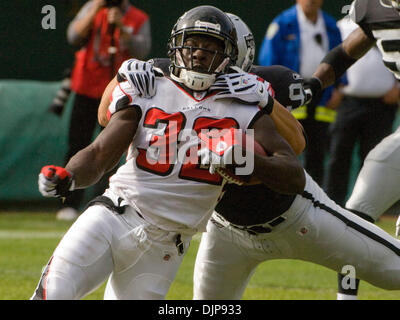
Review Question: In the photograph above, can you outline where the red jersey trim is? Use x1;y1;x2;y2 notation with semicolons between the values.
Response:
118;83;133;104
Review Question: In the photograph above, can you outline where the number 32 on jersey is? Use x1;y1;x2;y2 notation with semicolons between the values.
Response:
136;107;239;185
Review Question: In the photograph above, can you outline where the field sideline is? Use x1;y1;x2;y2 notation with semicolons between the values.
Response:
1;212;400;300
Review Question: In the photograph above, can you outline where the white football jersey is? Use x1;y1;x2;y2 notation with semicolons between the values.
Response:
107;78;262;233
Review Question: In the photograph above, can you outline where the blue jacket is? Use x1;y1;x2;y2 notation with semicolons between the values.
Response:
258;5;346;106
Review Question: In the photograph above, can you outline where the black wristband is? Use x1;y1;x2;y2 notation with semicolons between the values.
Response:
307;77;322;95
321;44;357;80
261;96;274;115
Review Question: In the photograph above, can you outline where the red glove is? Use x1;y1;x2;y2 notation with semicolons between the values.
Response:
38;165;74;198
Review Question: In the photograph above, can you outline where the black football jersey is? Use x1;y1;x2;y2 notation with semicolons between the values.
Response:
350;0;400;78
215;65;303;225
215;184;296;226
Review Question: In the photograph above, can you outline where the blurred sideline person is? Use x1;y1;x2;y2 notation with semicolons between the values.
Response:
258;0;346;186
103;13;400;300
32;6;305;300
325;16;399;207
307;0;400;300
58;0;151;221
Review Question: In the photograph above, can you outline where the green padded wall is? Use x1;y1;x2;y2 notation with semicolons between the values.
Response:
0;80;71;201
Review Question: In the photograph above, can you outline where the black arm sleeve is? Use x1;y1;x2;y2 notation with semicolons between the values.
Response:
321;45;358;81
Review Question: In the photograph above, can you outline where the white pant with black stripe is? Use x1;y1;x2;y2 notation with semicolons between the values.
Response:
346;125;400;221
31;189;191;300
193;171;400;300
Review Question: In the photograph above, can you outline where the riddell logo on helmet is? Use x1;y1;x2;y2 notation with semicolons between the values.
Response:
195;20;221;32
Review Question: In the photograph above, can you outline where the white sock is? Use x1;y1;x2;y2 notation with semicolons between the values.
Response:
337;293;358;300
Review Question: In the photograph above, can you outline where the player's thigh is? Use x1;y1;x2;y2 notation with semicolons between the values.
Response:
104;225;191;300
293;187;400;290
34;205;123;299
346;161;400;220
193;218;259;300
346;129;400;220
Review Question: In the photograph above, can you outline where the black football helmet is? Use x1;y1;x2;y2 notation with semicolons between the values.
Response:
168;6;238;91
226;13;255;72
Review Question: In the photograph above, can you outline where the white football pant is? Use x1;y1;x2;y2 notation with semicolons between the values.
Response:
346;125;400;221
31;190;190;300
193;172;400;299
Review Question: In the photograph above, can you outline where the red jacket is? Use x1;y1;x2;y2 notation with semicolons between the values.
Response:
71;6;148;98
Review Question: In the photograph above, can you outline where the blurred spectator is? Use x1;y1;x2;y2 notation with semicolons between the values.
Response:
324;16;399;207
258;0;345;185
58;0;151;220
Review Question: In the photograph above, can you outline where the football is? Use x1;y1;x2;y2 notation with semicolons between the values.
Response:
216;134;267;186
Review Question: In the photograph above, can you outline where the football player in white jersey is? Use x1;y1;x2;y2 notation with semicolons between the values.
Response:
33;6;305;300
97;17;308;157
306;0;400;300
106;12;400;300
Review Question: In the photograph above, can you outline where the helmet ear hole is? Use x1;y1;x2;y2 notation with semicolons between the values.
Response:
168;6;238;91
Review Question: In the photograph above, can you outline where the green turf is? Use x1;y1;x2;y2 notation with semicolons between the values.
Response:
1;212;400;300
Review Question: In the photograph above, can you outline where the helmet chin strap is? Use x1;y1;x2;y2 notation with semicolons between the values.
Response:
172;53;231;91
181;69;216;91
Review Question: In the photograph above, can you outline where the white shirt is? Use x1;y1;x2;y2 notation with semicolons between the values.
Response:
338;17;396;98
107;78;261;234
297;5;329;78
